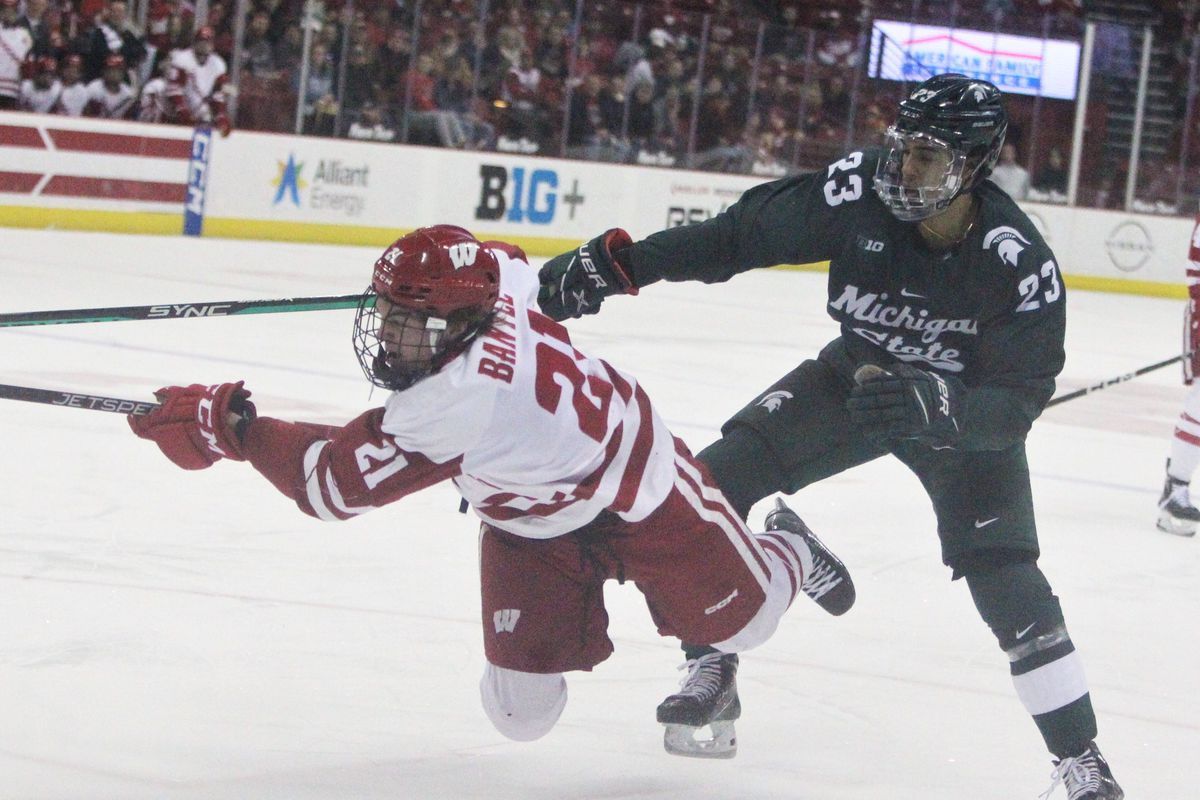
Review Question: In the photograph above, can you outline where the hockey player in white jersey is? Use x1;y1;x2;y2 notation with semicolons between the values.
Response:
82;53;135;119
19;55;60;113
54;53;88;116
0;0;33;110
166;25;229;135
1158;213;1200;535
128;225;855;757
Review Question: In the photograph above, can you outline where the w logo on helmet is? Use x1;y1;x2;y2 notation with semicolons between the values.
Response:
448;242;480;269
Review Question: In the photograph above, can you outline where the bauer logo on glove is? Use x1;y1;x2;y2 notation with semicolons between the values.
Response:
846;363;964;448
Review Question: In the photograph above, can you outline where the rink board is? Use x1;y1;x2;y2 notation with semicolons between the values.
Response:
0;111;1191;296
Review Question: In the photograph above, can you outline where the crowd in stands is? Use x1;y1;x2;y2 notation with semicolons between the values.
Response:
0;0;228;128
6;0;1200;209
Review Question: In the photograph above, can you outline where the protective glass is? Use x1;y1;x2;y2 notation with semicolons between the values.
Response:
873;126;969;222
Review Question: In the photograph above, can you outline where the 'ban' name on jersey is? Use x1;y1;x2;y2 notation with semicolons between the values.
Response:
379;250;676;538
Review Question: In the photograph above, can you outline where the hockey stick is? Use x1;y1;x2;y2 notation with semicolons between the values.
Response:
1046;354;1183;407
0;383;158;416
0;294;361;328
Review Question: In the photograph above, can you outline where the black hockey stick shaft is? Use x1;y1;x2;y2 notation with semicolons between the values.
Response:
0;294;361;328
0;383;159;416
1047;354;1183;407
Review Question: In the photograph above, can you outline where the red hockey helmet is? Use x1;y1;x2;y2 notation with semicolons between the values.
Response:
352;225;501;390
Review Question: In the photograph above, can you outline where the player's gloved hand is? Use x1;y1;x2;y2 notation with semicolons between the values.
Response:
846;363;964;447
128;381;256;470
214;112;231;137
537;228;637;320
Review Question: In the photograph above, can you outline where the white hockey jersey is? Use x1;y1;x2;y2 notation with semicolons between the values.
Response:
83;78;135;118
55;81;89;116
168;47;226;120
0;25;33;99
19;77;61;113
242;247;678;539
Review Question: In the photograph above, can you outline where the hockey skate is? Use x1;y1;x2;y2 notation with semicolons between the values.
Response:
1157;471;1200;536
1041;741;1124;800
657;652;740;759
764;498;856;615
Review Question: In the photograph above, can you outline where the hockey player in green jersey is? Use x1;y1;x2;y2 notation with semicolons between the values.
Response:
537;73;1122;799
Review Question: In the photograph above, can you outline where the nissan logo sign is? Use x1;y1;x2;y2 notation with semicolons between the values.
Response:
1105;221;1154;272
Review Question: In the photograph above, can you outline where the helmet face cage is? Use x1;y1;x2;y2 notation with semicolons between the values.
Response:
873;73;1007;222
873;127;969;222
352;290;494;391
352;226;501;391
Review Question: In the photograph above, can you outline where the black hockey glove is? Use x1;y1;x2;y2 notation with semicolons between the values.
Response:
537;228;637;320
846;363;965;448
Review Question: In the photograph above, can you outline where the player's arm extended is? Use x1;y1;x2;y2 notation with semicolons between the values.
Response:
624;172;837;286
242;409;462;521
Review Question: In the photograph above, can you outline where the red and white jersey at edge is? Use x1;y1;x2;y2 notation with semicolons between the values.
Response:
168;47;226;120
241;245;677;539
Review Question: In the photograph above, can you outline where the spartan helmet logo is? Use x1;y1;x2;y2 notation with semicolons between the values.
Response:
447;242;479;269
756;390;793;412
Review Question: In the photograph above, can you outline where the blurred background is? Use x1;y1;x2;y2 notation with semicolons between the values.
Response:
3;0;1196;216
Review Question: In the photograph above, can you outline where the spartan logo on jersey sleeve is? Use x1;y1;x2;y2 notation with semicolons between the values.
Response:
448;242;480;269
756;390;793;412
982;226;1031;268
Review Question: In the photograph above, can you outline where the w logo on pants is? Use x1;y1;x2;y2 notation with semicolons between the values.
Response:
493;608;521;633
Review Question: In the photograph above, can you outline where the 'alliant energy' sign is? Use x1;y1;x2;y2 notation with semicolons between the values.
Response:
868;20;1081;100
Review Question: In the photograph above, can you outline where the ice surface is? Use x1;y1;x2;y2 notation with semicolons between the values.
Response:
1;229;1196;799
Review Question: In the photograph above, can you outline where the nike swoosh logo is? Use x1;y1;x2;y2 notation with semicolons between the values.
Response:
974;517;999;528
900;288;926;299
1015;622;1036;639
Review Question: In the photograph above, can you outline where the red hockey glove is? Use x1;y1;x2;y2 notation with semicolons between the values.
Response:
214;112;231;137
846;363;965;447
128;382;255;470
537;228;637;320
1185;299;1200;385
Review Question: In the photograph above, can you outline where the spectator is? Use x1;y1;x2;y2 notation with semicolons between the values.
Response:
137;51;172;122
434;53;495;149
0;0;33;109
1033;145;1068;195
596;71;627;138
498;47;546;150
989;142;1032;200
239;9;276;76
626;79;656;146
565;72;602;153
340;41;376;113
295;39;338;136
19;54;60;111
346;98;396;142
17;0;52;57
272;22;303;74
374;26;411;95
53;51;87;114
83;52;135;118
166;26;229;135
145;0;193;56
85;0;146;82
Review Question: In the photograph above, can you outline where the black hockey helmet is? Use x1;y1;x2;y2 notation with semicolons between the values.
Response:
873;73;1008;221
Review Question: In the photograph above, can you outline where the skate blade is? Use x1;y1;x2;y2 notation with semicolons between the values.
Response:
662;719;737;759
1156;513;1198;536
